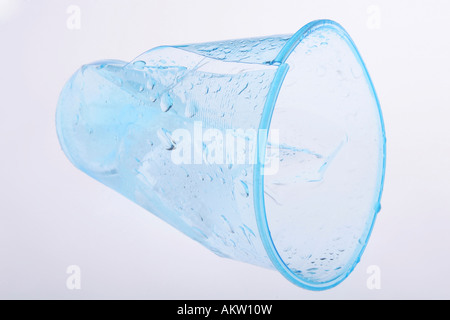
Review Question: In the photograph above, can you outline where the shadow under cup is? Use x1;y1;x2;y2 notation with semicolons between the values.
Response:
56;20;385;290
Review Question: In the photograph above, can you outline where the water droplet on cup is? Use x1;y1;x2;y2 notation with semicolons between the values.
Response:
185;100;198;118
238;180;249;198
238;83;249;95
149;93;158;103
147;79;155;90
160;92;173;112
216;52;226;60
133;60;146;70
157;128;176;150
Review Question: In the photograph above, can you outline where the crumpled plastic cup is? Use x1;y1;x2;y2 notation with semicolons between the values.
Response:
56;20;385;290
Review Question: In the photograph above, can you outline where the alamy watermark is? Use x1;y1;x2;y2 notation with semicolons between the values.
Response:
366;5;382;30
66;265;81;290
66;5;81;30
366;265;381;290
165;121;280;175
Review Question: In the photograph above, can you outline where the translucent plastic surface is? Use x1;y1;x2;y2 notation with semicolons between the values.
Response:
56;20;385;290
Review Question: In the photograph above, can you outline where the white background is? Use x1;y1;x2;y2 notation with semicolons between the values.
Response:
1;0;449;299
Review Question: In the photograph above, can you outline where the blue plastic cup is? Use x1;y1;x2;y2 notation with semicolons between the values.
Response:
56;20;385;290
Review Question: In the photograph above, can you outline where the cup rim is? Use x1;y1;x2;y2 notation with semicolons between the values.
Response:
253;19;386;290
